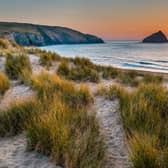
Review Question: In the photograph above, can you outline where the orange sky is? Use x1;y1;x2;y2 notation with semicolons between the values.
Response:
0;0;168;40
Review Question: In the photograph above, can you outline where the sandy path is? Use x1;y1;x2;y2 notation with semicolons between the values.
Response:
0;57;5;72
28;54;59;75
0;134;61;168
0;85;35;110
94;97;131;168
28;54;45;74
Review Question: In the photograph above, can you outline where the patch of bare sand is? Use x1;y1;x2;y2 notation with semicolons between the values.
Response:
28;54;45;74
0;134;61;168
78;79;117;94
0;57;5;72
28;54;60;75
94;97;131;168
0;85;35;111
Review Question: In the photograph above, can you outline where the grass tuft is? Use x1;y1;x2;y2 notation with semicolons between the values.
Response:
26;48;61;68
117;71;140;86
0;99;38;137
102;66;119;79
108;83;168;167
5;53;32;82
57;61;70;77
0;38;10;49
27;98;104;168
0;72;10;95
31;72;93;107
95;85;108;97
39;52;60;68
142;74;163;84
57;58;100;83
27;72;105;168
130;134;159;168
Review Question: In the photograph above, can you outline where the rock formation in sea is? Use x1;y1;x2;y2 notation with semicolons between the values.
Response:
143;31;168;43
0;22;104;46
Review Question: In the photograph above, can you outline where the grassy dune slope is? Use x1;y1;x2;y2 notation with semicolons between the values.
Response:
0;38;168;168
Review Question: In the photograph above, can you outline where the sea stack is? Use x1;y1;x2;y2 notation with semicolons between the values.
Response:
143;31;168;43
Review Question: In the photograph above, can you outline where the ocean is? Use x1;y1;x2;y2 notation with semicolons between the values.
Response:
40;40;168;73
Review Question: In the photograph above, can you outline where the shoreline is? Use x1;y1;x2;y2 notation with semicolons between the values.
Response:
26;46;168;80
39;40;168;79
116;67;168;78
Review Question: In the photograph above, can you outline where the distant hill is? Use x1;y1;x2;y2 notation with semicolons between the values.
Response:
143;31;168;43
0;22;104;46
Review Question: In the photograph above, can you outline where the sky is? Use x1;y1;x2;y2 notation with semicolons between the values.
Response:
0;0;167;40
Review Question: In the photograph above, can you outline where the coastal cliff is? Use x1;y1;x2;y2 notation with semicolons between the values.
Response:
0;22;104;46
143;31;168;43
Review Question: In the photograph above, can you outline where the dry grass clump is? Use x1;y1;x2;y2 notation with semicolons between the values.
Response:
0;38;10;49
142;74;163;84
130;134;159;168
39;52;61;68
27;98;104;168
108;84;126;100
108;83;168;167
69;66;100;83
117;71;140;86
11;42;20;49
0;99;38;137
27;72;104;168
120;84;168;133
95;85;108;97
57;61;70;76
0;71;104;167
101;66;119;79
26;48;62;68
30;72;93;107
39;54;54;68
72;57;97;69
30;72;73;99
5;53;32;83
99;66;142;86
0;72;10;95
96;84;125;100
57;58;100;83
0;38;20;50
25;48;42;55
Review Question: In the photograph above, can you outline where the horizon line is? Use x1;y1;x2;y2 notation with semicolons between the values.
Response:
0;21;158;41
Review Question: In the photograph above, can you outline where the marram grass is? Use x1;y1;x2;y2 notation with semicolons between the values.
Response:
0;72;10;95
27;97;104;168
27;72;105;168
57;59;100;83
30;72;93;107
0;44;105;167
5;53;32;83
107;83;168;167
0;99;38;137
0;72;105;167
0;38;10;49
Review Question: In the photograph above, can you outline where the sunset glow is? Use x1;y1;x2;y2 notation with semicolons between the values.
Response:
0;0;167;40
1;1;168;168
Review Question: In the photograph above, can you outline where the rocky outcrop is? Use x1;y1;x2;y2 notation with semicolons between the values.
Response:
0;22;104;46
143;31;168;43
